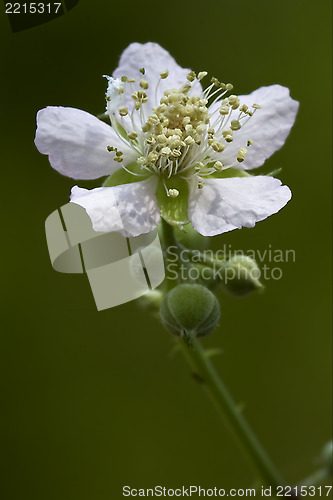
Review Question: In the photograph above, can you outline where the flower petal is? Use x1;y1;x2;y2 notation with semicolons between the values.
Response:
70;177;160;237
113;42;195;108
211;85;299;170
188;176;292;236
35;106;137;179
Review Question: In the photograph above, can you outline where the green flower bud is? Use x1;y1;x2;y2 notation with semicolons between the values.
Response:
160;284;220;345
220;255;263;297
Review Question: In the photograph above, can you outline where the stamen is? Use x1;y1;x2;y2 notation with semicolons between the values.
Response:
168;188;179;198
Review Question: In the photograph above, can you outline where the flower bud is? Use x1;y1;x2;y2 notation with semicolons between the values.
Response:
160;284;220;345
220;255;263;296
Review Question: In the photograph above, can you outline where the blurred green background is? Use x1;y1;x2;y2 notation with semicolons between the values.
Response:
0;0;332;498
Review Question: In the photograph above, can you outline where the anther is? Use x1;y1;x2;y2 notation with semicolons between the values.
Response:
161;147;172;157
160;70;169;79
119;107;128;116
139;68;145;75
198;181;205;189
230;119;241;131
219;106;229;115
140;79;149;90
128;132;138;140
214;161;223;171
252;103;261;109
226;83;233;91
168;189;179;198
247;139;254;146
228;95;240;110
237;147;248;162
197;71;208;81
187;71;196;82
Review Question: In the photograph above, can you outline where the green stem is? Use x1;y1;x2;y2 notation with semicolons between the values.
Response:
180;338;285;488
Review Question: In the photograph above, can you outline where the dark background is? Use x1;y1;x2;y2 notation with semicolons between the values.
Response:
0;1;332;498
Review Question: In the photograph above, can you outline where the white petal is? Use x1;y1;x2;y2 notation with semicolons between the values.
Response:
212;85;299;170
70;177;160;237
113;42;197;109
188;176;292;236
35;106;137;179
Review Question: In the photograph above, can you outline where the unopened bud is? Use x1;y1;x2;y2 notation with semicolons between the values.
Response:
221;255;263;296
160;284;220;346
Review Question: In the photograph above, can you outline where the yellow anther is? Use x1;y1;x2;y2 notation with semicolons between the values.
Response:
119;107;128;116
196;124;207;134
195;162;204;171
225;135;233;143
226;83;233;91
121;76;128;82
142;123;152;133
230;119;241;131
247;139;254;146
114;156;123;162
146;137;156;146
137;156;147;165
197;71;208;81
185;124;193;131
198;181;205;189
183;116;191;126
239;104;248;113
184;136;195;146
156;104;167;113
211;141;225;153
172;149;182;157
160;70;169;79
228;95;240;110
157;134;167;143
237;147;248;162
168;189;179;198
208;127;215;135
252;103;261;109
127;78;136;83
118;86;124;94
222;129;233;138
211;77;220;87
148;152;159;162
140;79;149;90
161;147;172;157
128;132;138;140
182;83;192;93
219;106;229;115
115;150;123;157
214;161;223;171
139;68;145;75
187;71;196;82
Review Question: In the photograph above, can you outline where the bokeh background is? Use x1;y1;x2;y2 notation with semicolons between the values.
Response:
0;0;332;498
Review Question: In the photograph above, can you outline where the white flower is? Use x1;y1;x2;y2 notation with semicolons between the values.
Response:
35;42;299;237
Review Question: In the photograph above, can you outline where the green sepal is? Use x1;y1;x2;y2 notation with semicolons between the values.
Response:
156;176;190;228
209;166;251;179
103;163;150;187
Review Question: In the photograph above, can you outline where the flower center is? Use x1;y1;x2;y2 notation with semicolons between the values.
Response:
104;69;260;196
